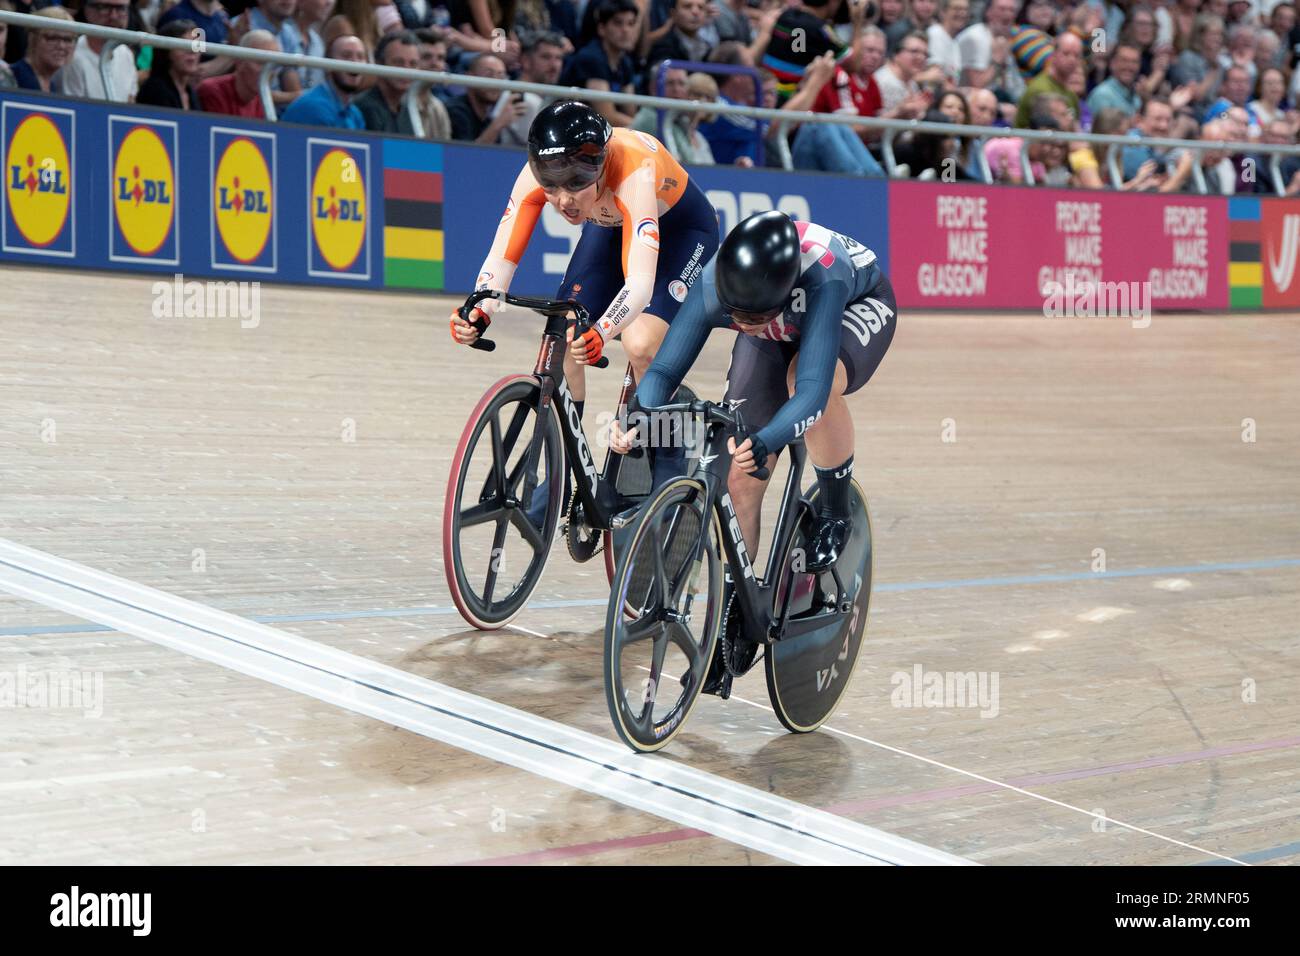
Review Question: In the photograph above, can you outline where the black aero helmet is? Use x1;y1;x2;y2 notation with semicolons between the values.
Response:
715;211;801;319
527;100;612;191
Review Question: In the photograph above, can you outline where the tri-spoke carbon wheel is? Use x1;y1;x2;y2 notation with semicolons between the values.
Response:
443;375;564;629
603;477;723;752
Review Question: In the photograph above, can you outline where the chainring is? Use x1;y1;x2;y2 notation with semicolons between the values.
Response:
563;490;602;563
721;593;761;678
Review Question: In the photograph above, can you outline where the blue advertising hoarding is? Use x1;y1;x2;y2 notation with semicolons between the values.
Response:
1;91;387;287
2;89;891;299
440;140;890;297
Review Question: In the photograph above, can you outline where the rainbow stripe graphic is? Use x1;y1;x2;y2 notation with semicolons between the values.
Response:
1227;197;1262;309
383;139;443;290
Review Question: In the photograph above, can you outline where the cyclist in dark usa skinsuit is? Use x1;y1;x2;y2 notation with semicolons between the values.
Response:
614;210;898;572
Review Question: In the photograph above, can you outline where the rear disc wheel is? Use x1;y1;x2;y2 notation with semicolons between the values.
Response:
764;484;873;733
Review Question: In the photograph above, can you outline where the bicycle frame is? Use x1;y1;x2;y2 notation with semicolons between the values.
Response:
459;289;633;532
691;414;853;644
528;312;633;528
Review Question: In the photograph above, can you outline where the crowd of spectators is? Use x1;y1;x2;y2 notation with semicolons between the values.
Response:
1;0;1298;193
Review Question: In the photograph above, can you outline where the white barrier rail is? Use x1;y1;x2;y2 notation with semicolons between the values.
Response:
2;10;1298;194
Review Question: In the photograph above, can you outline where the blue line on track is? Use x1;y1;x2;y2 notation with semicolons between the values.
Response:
2;556;1297;637
1195;840;1300;865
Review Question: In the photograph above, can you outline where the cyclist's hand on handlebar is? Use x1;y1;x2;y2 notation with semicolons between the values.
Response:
450;306;488;345
571;325;605;366
728;435;766;475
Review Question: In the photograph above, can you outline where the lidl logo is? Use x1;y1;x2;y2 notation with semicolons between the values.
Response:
211;128;275;271
110;118;178;263
2;104;75;257
308;140;369;278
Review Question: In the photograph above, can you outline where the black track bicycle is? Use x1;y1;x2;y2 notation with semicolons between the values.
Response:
442;290;694;630
602;398;873;752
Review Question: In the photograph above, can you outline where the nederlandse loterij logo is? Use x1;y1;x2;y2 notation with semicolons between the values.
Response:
113;125;175;257
310;147;365;271
50;886;151;936
1267;213;1300;293
213;136;272;263
6;113;71;248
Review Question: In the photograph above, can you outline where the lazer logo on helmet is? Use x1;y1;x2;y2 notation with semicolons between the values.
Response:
538;146;568;156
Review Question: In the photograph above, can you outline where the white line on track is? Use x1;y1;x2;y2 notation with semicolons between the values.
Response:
623;639;1248;865
719;693;1247;865
0;538;970;867
505;622;550;640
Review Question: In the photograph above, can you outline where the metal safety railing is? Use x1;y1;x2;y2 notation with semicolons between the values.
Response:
4;10;1299;195
653;59;765;167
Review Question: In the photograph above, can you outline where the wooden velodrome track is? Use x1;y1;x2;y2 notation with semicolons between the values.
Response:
1;264;1297;866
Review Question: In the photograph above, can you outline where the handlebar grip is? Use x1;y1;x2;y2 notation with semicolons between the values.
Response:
734;413;770;481
570;314;610;369
468;313;495;351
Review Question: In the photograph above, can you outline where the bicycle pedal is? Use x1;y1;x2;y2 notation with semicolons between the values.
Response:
716;673;733;700
701;670;733;699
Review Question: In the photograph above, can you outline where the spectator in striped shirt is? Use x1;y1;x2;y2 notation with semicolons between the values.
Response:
762;0;861;102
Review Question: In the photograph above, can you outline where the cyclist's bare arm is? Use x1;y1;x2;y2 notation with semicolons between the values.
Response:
452;165;548;343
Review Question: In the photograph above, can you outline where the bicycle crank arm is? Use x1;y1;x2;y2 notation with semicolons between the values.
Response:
829;564;854;614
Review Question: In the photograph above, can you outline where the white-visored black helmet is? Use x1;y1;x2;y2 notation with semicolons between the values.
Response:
527;101;612;191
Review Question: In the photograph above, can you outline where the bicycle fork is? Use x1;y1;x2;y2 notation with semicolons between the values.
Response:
516;331;565;516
